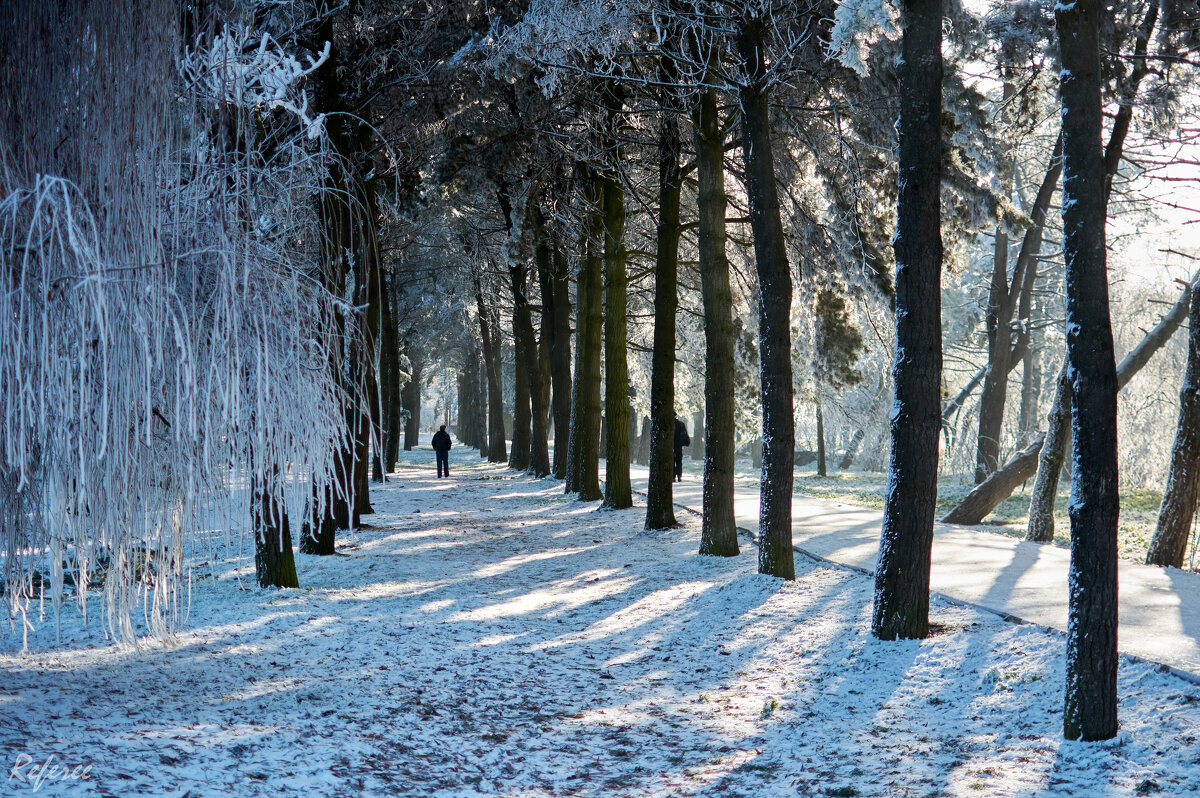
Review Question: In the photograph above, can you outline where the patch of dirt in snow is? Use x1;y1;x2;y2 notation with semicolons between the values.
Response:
2;449;1200;797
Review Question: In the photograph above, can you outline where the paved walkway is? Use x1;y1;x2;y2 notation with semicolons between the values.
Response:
628;466;1200;683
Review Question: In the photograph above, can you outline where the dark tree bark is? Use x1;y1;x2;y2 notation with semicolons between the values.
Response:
946;135;1061;437
872;0;943;640
1026;2;1159;542
1058;0;1119;741
514;243;550;477
975;135;1061;482
636;417;651;466
601;150;632;510
942;433;1045;525
975;218;1013;483
476;278;507;463
954;267;1196;532
252;467;298;589
402;347;422;451
549;246;573;479
381;274;402;474
1026;268;1198;539
565;172;604;500
645;68;684;529
816;402;827;477
472;337;489;459
1146;283;1200;567
509;297;532;472
302;11;353;552
737;19;794;579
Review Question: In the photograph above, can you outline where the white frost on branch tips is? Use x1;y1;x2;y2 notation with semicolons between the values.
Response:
486;0;636;96
827;0;900;76
0;2;351;646
180;26;331;140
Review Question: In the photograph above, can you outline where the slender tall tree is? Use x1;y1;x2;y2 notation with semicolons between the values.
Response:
475;278;508;463
601;110;633;510
565;172;605;501
549;246;574;479
1057;0;1119;742
737;17;794;579
645;59;684;530
872;0;943;640
694;83;738;557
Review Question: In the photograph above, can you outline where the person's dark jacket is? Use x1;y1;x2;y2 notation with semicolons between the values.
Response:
674;418;690;452
432;430;452;453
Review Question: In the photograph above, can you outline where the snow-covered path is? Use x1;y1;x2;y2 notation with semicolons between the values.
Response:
3;450;1200;796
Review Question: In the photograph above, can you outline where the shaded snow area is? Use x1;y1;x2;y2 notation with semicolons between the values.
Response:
3;450;1200;797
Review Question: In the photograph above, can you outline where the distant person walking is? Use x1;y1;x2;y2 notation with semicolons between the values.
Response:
673;416;691;482
432;425;452;478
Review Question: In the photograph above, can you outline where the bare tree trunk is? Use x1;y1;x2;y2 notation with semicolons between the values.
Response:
1058;0;1120;741
645;67;683;529
694;83;738;556
403;348;422;451
601;146;632;510
1147;283;1200;567
476;279;507;463
1026;2;1159;549
381;275;401;474
253;467;298;589
1026;364;1071;540
839;429;865;470
737;18;794;579
565;172;604;501
872;0;942;640
549;245;573;479
509;280;532;472
816;402;827;477
942;433;1044;525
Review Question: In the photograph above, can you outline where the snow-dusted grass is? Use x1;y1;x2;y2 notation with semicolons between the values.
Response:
2;448;1199;796
740;457;1195;567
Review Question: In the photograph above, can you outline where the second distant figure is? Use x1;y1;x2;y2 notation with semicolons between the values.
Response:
673;416;691;482
432;425;452;478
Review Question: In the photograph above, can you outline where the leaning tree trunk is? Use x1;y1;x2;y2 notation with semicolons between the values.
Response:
872;0;943;640
565;172;604;501
476;279;507;464
1058;0;1119;741
942;433;1045;526
1146;283;1200;567
737;19;794;579
645;67;684;530
1026;364;1072;540
1026;267;1198;539
601;153;632;510
839;429;865;470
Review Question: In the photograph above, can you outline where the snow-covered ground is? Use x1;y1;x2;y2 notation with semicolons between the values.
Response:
2;448;1199;796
